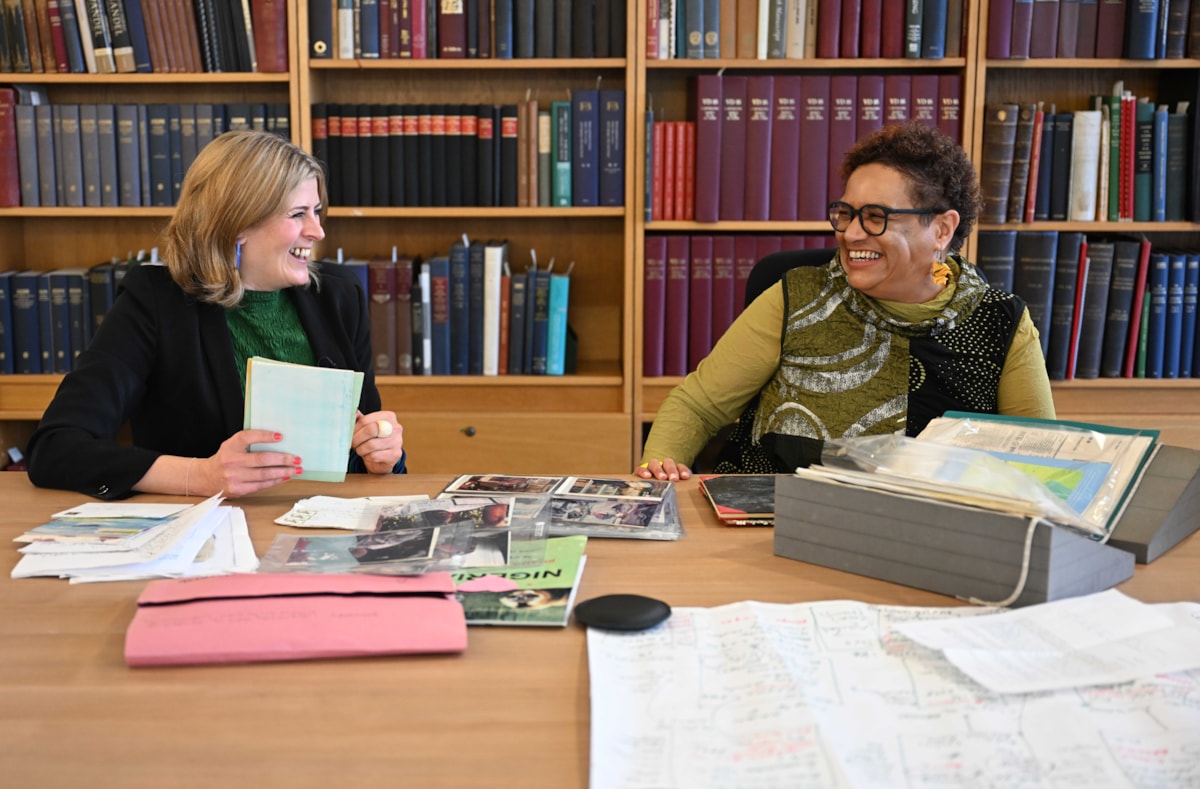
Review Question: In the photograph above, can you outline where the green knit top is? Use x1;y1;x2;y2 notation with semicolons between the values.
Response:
225;289;315;391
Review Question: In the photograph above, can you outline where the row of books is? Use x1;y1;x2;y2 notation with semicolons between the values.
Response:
346;240;573;378
308;0;626;60
643;233;836;377
0;92;290;208
980;90;1194;226
311;91;625;209
0;0;287;74
978;231;1200;381
986;0;1200;59
647;0;963;60
650;73;961;224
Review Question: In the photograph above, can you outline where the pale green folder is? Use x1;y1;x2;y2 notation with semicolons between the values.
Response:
243;357;364;483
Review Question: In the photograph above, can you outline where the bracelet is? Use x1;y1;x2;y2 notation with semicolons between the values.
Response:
185;457;195;496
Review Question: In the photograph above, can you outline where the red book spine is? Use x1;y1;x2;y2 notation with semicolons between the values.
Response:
936;73;962;144
438;0;467;57
0;89;19;206
645;0;658;58
1023;107;1045;223
987;0;1015;56
733;234;758;314
1094;0;1126;57
251;0;288;72
498;273;510;375
910;73;938;129
828;75;858;205
410;0;427;58
662;121;676;221
711;235;736;346
693;74;723;224
46;0;71;72
651;121;664;222
718;75;747;221
817;0;842;57
1010;0;1034;58
883;74;911;127
756;236;783;266
1122;239;1153;377
664;235;691;377
743;75;774;222
798;75;830;222
643;235;667;377
839;0;862;56
881;0;906;56
1121;93;1136;220
856;75;884;141
688;235;714;372
1028;0;1061;57
1066;241;1090;380
398;0;413;57
672;121;687;221
682;121;695;222
769;75;800;221
859;0;882;56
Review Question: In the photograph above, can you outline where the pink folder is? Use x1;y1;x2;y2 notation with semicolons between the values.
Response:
125;572;468;667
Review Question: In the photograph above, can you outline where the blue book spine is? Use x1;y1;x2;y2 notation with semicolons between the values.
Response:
494;0;514;58
88;262;115;335
0;272;14;375
429;256;451;375
360;0;381;58
1145;251;1169;378
571;89;600;207
684;0;704;58
546;271;569;375
121;0;154;72
1181;252;1199;378
1124;0;1160;58
11;272;42;374
702;0;720;57
598;89;624;207
47;272;71;374
1164;252;1186;378
975;230;1017;293
56;0;88;73
448;241;470;375
921;0;948;57
468;240;486;374
1151;103;1168;223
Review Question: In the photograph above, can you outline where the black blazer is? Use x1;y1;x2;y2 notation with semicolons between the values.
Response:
27;261;382;499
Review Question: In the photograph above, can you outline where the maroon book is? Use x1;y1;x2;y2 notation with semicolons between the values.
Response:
840;0;862;56
1029;0;1061;57
688;235;715;372
911;74;938;129
856;75;884;142
410;0;428;58
662;121;676;220
883;73;911;127
1076;0;1098;56
438;0;468;57
798;75;831;222
756;236;783;268
694;74;723;223
768;75;800;222
1093;0;1126;57
1009;0;1034;58
733;235;758;315
742;75;775;222
664;235;691;377
250;0;288;72
718;76;748;222
395;255;414;374
398;0;413;57
817;0;842;57
986;0;1014;56
643;235;667;377
711;236;736;347
1056;0;1079;55
827;75;857;207
0;89;18;206
476;0;492;57
859;0;882;56
682;121;695;222
781;235;804;250
937;74;962;144
881;0;906;56
369;257;398;375
651;121;664;221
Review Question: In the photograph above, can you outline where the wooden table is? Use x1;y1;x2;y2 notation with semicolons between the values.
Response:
2;474;1197;788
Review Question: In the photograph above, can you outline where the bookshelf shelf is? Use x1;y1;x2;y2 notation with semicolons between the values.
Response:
646;58;969;71
311;58;627;71
984;59;1200;70
0;73;291;85
327;207;626;219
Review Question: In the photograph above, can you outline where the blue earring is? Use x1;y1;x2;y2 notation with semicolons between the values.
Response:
235;242;242;270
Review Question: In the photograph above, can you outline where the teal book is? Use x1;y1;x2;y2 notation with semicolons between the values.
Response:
546;266;570;375
550;100;571;206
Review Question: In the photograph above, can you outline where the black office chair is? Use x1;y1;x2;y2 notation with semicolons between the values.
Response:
743;247;836;309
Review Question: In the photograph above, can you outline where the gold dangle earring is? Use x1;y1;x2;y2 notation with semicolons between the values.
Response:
930;249;951;287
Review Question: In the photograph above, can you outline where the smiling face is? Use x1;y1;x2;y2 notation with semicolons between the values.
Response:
836;163;959;304
237;178;325;292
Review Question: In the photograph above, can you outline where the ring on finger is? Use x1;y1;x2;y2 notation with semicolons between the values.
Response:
377;420;393;439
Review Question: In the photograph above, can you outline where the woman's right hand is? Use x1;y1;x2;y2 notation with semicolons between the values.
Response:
193;430;302;498
636;458;692;482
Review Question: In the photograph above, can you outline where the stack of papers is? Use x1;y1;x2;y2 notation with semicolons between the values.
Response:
11;494;258;583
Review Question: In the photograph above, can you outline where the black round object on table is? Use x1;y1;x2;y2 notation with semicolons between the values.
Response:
573;594;672;631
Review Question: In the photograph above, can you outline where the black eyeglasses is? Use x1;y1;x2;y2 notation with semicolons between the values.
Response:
827;202;943;236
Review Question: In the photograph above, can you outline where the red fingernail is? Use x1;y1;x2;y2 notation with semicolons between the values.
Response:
274;433;282;441
295;468;303;475
294;457;302;465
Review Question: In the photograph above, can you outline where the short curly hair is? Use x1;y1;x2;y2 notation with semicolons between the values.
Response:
839;123;981;253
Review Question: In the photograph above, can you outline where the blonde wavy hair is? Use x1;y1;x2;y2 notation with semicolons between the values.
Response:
162;130;328;307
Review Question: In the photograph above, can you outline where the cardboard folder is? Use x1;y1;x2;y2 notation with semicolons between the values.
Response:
125;572;467;667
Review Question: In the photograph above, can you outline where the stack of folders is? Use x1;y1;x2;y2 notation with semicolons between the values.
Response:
10;494;258;582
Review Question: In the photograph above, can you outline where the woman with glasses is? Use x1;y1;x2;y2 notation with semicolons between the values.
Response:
637;122;1054;480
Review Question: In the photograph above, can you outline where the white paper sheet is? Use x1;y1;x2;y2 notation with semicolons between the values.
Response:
275;494;429;530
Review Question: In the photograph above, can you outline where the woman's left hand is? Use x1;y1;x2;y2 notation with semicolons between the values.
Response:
352;410;404;474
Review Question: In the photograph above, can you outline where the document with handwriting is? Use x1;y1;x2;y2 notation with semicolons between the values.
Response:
587;599;1200;788
244;357;364;482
